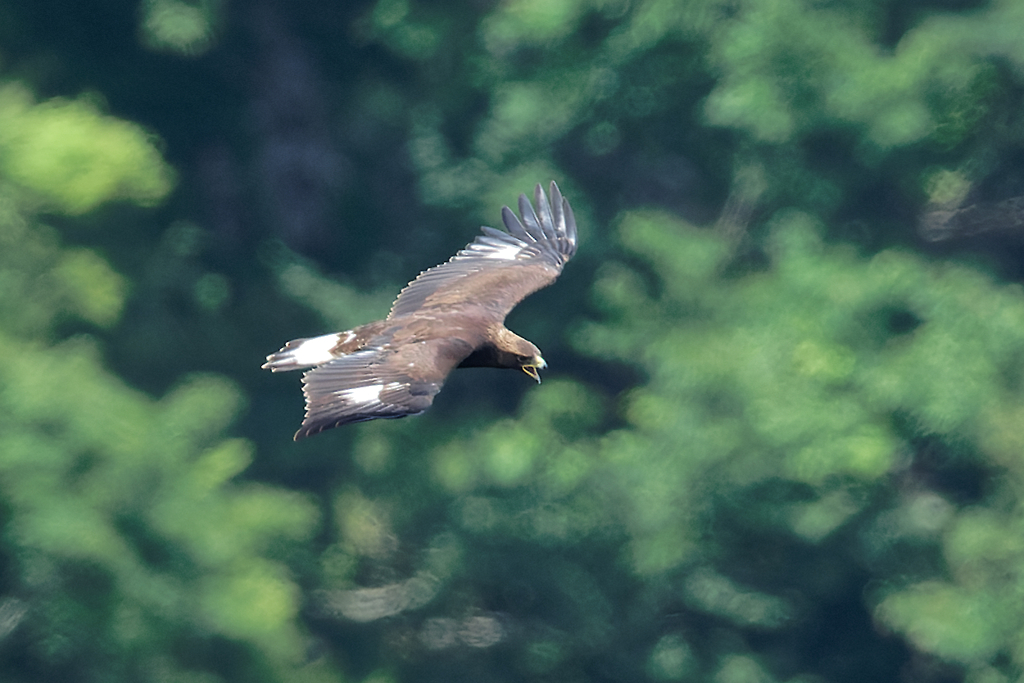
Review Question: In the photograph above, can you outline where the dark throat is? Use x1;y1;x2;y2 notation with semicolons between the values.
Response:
457;343;517;370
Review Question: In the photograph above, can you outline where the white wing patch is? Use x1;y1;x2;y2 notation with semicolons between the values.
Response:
476;241;523;260
458;234;526;262
338;384;384;405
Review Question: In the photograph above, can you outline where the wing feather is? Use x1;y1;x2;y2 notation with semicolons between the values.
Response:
295;346;447;439
386;181;578;322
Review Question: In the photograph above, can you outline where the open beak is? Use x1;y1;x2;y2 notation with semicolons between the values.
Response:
522;356;547;384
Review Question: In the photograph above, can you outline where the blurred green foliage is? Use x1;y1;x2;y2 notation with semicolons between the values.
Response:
0;85;174;214
0;74;320;682
2;0;1024;682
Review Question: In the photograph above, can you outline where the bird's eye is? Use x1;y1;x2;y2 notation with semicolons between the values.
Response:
518;354;532;363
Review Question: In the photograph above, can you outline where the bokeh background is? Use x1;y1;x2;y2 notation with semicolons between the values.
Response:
2;0;1024;681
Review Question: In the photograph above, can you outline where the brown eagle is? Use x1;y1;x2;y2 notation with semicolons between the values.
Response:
263;181;578;439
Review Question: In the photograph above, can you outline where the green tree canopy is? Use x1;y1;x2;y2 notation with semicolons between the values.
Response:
2;0;1024;682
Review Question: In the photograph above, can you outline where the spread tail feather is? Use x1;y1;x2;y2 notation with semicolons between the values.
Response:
262;331;355;372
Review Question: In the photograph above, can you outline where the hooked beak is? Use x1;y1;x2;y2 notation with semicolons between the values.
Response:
521;356;547;384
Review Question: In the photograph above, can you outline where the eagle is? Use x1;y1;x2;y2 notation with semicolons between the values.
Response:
263;181;578;439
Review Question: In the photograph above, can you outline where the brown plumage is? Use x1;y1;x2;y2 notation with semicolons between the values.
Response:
263;182;578;439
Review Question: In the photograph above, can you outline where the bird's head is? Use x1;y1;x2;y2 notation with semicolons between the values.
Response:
518;353;547;383
492;328;547;383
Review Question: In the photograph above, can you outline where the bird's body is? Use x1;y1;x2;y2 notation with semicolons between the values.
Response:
264;182;578;439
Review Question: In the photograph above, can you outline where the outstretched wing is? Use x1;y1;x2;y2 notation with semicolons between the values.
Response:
293;337;466;440
386;181;577;322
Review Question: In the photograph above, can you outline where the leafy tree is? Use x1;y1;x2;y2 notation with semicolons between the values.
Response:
310;208;1024;682
3;0;1024;682
0;85;322;683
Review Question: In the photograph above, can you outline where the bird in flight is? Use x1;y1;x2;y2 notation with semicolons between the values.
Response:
263;181;578;439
